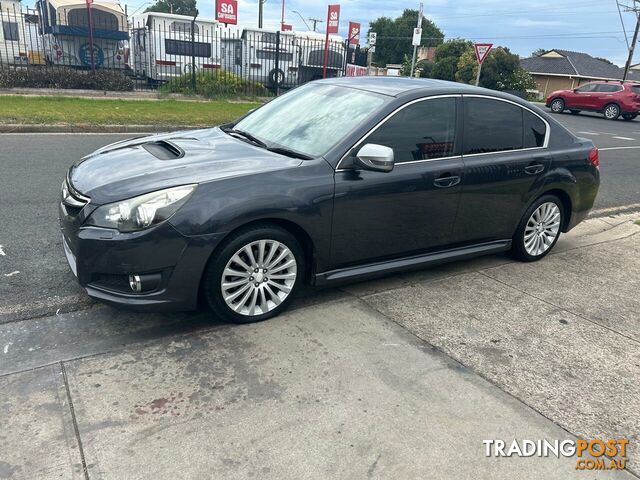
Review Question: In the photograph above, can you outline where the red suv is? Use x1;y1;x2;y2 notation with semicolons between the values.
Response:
546;81;640;120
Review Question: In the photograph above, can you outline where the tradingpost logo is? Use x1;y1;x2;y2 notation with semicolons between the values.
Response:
483;438;629;471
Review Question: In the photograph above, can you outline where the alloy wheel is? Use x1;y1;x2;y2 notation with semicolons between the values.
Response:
221;239;297;316
551;99;563;112
604;104;619;120
523;202;561;257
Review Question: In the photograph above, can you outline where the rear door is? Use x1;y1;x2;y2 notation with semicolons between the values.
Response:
331;96;464;268
452;96;551;244
592;83;623;111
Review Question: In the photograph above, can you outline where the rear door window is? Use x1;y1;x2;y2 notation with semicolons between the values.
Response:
463;97;524;154
595;84;623;93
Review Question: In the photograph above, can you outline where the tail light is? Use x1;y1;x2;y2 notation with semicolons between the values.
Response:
155;59;176;66
588;147;600;169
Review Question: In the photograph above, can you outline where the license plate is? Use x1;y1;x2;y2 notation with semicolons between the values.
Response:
62;236;78;278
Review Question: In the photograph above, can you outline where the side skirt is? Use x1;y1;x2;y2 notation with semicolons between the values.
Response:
313;240;512;287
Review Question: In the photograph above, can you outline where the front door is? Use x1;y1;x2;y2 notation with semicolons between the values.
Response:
331;96;464;269
567;83;597;109
453;96;552;244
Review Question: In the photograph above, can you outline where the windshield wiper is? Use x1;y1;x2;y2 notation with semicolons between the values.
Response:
266;146;313;160
222;127;267;148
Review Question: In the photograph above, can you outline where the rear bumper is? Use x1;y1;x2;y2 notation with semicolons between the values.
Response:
59;201;225;311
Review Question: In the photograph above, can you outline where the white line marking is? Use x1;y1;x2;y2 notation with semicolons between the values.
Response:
612;136;636;141
3;271;19;277
599;146;640;151
3;343;11;354
0;245;5;256
577;131;601;135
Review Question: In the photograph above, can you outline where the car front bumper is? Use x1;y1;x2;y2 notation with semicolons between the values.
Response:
59;200;225;312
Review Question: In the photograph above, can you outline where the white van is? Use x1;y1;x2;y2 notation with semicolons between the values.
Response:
130;12;222;83
0;0;28;66
223;28;299;89
35;0;128;69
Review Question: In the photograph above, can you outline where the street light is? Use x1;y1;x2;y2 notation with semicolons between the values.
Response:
291;10;311;30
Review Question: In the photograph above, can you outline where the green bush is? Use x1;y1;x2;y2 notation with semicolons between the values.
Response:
160;71;267;98
0;67;134;91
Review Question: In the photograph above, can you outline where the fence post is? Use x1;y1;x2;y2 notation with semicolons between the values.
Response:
190;16;197;92
275;30;280;96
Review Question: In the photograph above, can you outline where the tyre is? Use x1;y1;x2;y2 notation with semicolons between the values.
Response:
203;224;305;323
622;113;637;121
549;98;564;113
511;195;564;262
268;68;285;88
603;103;620;120
570;110;580;115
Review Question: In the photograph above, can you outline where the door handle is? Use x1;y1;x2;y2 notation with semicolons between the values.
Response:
524;164;545;175
433;175;461;188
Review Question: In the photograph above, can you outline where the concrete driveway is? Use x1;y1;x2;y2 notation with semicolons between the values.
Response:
1;213;638;479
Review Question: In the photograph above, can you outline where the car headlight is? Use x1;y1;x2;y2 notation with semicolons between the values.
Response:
86;185;196;232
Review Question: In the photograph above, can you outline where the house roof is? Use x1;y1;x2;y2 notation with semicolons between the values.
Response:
521;49;640;81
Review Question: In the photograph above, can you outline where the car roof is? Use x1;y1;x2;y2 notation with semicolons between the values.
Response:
314;76;523;100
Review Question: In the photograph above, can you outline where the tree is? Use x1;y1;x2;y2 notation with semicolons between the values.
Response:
368;9;444;67
456;46;535;92
531;48;546;57
400;56;434;77
430;38;472;81
145;0;197;17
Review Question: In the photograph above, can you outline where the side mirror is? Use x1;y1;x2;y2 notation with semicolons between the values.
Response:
355;143;394;173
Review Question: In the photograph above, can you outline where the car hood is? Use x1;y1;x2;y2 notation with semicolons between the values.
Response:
70;127;302;205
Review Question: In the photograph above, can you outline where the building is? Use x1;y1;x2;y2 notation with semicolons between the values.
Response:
520;49;640;98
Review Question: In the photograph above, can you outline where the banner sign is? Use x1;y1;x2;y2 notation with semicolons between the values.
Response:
348;21;360;45
327;4;340;34
474;43;493;64
346;64;368;76
216;0;237;25
282;23;292;31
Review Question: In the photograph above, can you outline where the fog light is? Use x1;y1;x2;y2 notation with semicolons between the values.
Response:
128;273;162;293
129;274;142;293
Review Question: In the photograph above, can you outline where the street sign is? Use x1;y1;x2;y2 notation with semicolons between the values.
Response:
368;31;376;46
281;23;292;31
216;0;238;25
474;43;493;64
412;27;422;46
348;21;361;45
327;4;340;34
369;45;375;53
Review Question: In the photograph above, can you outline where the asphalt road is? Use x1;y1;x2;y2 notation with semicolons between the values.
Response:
0;111;638;321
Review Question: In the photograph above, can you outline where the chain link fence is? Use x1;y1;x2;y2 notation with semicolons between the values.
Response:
0;2;368;96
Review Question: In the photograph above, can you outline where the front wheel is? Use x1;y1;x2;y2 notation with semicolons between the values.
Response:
203;225;305;323
511;195;564;262
603;103;620;120
550;98;565;113
622;113;637;121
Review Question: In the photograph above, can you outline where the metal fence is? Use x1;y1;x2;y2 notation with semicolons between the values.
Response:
0;3;368;95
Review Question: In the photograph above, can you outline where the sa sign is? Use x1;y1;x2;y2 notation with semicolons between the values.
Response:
474;43;493;64
327;4;340;34
216;0;237;25
348;21;360;45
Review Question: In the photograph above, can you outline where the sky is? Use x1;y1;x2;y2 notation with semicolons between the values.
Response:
47;0;640;65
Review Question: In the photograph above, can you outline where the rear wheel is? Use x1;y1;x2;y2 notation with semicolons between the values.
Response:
511;195;564;262
570;110;580;115
550;98;564;113
603;103;620;120
622;113;637;121
203;225;305;323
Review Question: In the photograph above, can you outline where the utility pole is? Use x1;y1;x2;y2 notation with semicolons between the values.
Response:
622;1;640;81
409;2;423;78
258;0;265;28
308;18;323;32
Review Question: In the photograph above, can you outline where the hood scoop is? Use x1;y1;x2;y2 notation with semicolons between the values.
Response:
142;140;185;160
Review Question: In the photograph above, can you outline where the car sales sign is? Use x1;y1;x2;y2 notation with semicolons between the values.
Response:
216;0;237;24
327;4;340;34
474;43;493;64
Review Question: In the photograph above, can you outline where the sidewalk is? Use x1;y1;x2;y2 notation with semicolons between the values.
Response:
1;213;638;479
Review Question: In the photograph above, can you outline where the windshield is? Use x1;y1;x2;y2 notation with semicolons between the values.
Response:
232;83;387;157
